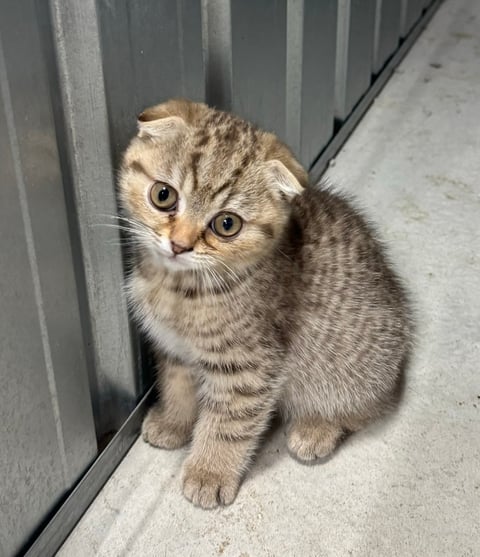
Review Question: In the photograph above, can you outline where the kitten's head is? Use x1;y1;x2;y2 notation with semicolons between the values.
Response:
119;99;307;273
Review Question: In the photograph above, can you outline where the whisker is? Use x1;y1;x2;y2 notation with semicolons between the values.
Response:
90;223;135;232
213;259;243;287
275;247;293;262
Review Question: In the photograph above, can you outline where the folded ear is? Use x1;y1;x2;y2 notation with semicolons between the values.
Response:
265;159;305;199
137;114;188;139
136;98;208;139
264;134;309;189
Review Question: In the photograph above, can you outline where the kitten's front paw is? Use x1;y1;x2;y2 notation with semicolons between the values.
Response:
182;461;240;509
142;406;191;450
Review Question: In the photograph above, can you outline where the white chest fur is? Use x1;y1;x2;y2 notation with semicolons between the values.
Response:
127;271;197;363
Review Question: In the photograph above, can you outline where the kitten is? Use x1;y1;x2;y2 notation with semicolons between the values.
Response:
119;99;411;509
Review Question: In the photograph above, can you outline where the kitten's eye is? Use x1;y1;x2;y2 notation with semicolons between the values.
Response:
149;182;178;211
210;213;243;238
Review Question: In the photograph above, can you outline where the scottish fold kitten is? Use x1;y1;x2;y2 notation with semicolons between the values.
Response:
119;99;411;508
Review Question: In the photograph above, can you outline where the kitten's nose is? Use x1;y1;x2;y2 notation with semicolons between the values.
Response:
171;241;192;255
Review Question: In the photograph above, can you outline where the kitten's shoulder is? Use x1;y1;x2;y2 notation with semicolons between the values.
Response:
293;181;373;236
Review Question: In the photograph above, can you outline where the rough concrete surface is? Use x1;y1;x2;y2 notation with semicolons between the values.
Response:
59;1;480;555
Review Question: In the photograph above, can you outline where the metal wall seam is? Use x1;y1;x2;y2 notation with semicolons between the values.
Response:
285;0;304;160
177;0;206;103
203;0;337;169
335;0;351;121
335;0;377;121
96;0;205;164
230;0;288;139
374;0;402;75
300;0;337;168
202;0;232;109
311;0;443;180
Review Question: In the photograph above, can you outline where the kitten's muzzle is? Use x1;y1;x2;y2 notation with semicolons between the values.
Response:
171;241;193;256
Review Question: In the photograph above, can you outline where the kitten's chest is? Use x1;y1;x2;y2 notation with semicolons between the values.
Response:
129;271;224;361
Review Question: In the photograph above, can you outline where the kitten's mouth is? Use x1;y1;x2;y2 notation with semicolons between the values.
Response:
169;254;190;264
147;239;196;270
161;251;196;271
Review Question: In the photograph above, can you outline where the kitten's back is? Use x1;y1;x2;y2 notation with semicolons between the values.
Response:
277;184;411;421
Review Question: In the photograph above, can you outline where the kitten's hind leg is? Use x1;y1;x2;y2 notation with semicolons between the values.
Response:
287;416;344;463
142;356;197;450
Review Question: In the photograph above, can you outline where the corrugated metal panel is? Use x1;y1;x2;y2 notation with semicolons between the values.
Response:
97;0;205;163
202;0;232;109
230;0;288;138
287;0;337;167
203;0;337;169
335;0;377;121
0;1;97;554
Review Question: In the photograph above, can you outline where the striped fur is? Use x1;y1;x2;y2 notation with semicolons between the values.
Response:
119;99;412;509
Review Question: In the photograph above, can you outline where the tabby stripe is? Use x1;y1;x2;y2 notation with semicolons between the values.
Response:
164;353;186;367
201;336;238;352
199;359;257;375
195;323;234;338
195;131;210;147
194;315;257;338
183;313;255;338
201;229;217;250
168;276;253;312
190;151;201;191
170;283;233;299
204;400;261;420
232;383;271;397
130;160;151;178
259;223;274;239
161;277;241;298
213;430;255;443
210;179;234;202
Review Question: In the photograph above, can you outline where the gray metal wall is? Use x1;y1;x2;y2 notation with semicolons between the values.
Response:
0;0;435;555
0;3;98;555
202;0;433;166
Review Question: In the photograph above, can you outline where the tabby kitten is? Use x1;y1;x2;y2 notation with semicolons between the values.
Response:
119;99;411;509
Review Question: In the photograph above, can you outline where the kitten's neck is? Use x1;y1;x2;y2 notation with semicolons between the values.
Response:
137;250;256;295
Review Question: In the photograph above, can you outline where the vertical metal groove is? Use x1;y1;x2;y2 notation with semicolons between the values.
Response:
335;0;351;119
373;0;383;72
201;0;209;95
202;0;233;108
335;0;377;121
310;0;443;178
400;0;408;35
374;0;402;75
286;0;304;157
176;1;187;98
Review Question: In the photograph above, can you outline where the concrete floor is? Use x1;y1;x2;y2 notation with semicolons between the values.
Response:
59;1;480;555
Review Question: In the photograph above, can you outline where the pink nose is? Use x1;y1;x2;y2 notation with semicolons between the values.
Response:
171;241;192;255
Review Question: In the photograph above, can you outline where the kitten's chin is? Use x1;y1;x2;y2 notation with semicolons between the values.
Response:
147;249;197;272
162;256;195;272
